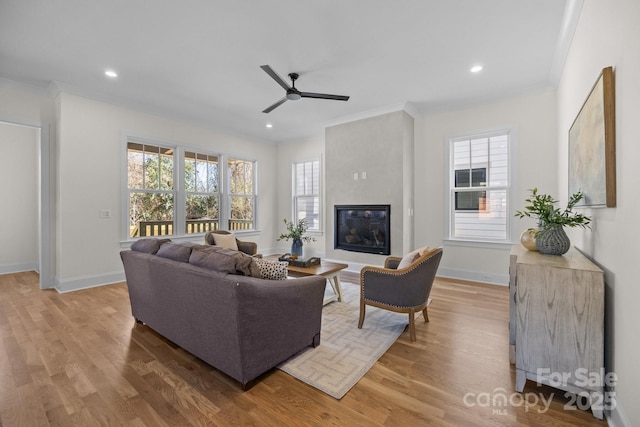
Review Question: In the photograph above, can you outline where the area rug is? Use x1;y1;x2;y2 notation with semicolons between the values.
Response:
277;283;408;399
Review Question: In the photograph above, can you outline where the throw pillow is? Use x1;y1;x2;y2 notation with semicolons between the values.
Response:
190;246;260;277
397;249;421;269
253;258;289;280
212;233;239;251
418;246;438;258
156;242;193;263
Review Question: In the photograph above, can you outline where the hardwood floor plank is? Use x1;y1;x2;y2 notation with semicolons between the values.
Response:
0;272;609;426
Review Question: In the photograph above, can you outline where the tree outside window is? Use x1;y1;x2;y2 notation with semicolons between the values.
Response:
127;142;175;237
227;158;255;231
126;139;256;238
185;151;219;233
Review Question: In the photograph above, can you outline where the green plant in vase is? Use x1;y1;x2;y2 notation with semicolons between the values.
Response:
515;188;591;255
277;218;316;259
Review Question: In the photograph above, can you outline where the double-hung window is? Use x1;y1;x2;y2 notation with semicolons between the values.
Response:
293;159;321;231
127;142;175;238
447;129;512;242
227;158;256;231
184;151;219;233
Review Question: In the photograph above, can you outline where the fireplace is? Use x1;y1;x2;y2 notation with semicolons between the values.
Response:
334;204;390;255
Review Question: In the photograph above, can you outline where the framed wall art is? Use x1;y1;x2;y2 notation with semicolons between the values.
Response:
568;66;616;207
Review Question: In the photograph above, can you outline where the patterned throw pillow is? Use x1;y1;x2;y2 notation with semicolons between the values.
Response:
253;258;289;280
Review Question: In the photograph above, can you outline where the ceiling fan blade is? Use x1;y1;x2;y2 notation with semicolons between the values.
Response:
260;65;291;91
300;92;350;101
262;96;288;113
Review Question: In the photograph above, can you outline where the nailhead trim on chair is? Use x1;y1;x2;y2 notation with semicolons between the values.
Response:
360;249;440;280
360;249;442;306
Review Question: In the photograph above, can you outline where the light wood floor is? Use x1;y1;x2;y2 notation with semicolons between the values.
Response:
0;270;608;426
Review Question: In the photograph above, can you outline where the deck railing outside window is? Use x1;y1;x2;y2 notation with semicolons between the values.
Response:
133;219;252;237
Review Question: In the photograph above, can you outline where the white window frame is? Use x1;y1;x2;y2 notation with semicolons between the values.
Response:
124;137;178;239
292;158;322;233
122;134;257;241
444;126;517;247
183;149;221;234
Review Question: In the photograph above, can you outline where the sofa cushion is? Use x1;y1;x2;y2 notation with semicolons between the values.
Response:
212;233;239;251
253;258;289;280
130;238;171;254
189;247;237;274
156;242;194;263
190;246;260;276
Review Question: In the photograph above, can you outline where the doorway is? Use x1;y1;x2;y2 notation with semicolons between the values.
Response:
0;119;51;289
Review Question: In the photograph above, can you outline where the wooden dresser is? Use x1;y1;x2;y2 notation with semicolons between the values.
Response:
509;245;605;419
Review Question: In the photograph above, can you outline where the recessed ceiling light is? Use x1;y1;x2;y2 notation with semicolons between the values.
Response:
105;70;118;78
470;65;483;73
266;123;273;128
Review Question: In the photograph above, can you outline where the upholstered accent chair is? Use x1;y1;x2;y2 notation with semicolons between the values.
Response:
358;247;443;341
204;230;258;256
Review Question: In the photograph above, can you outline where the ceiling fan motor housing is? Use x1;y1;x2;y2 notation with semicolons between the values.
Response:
286;73;301;100
286;89;302;100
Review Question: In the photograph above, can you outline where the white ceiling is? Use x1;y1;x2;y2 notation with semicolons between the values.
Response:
0;0;580;143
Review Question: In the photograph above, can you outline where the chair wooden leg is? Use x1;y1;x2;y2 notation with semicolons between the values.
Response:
422;307;429;322
408;309;416;341
358;301;366;329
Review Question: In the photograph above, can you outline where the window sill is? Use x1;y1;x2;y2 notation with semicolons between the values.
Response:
120;229;262;248
443;238;516;250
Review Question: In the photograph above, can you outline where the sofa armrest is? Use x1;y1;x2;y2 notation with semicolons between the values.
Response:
236;240;257;256
233;275;326;382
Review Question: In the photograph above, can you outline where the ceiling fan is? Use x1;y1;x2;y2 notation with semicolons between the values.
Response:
260;65;350;113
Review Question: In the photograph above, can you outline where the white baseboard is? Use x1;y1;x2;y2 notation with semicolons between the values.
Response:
321;258;509;286
606;395;632;427
437;266;509;286
55;271;125;293
0;262;38;275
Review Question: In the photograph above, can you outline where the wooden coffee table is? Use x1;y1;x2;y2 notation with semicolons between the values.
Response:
266;255;348;305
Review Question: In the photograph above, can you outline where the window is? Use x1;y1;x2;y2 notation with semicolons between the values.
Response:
293;159;321;231
125;138;256;238
127;142;175;238
184;151;219;234
227;158;256;231
447;130;512;242
454;168;487;211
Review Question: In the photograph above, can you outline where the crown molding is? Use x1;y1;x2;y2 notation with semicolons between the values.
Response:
323;102;418;129
549;0;584;85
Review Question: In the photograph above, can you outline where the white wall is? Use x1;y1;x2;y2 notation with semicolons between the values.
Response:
414;90;558;284
54;92;278;291
0;79;55;286
557;0;640;424
275;135;325;257
0;122;38;273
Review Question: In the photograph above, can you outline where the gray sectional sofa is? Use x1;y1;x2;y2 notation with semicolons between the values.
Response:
120;238;326;386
